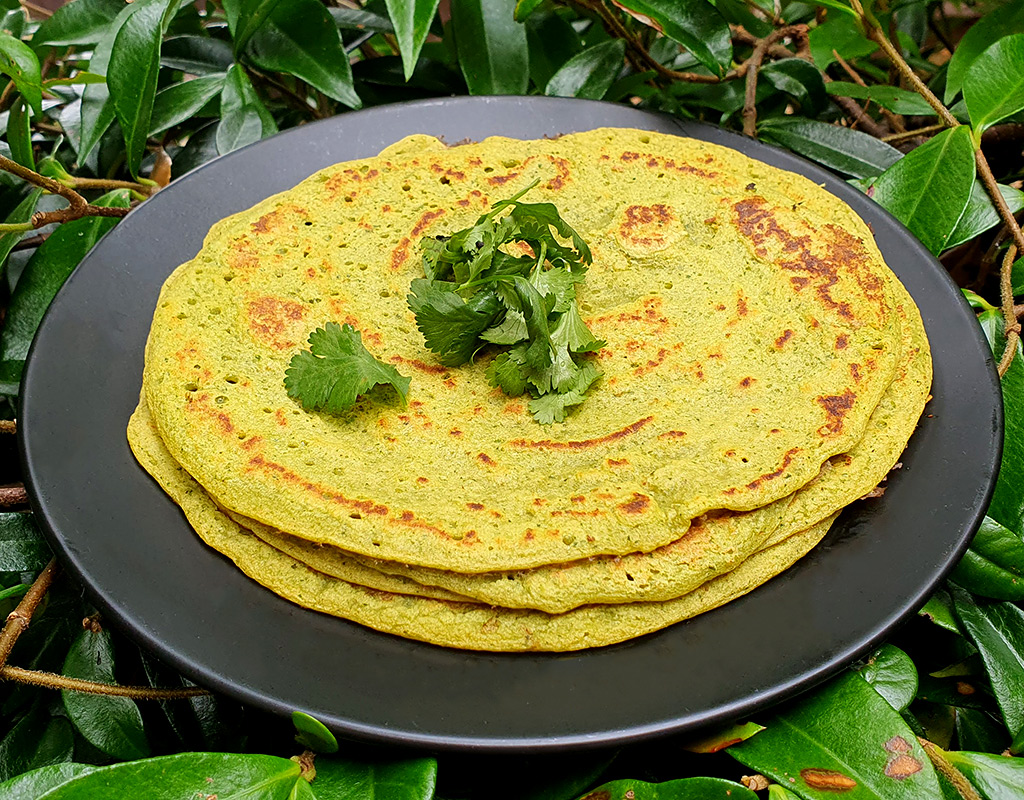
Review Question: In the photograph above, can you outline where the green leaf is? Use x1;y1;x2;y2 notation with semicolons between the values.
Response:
32;0;125;46
486;350;528;395
576;778;758;799
859;645;919;712
0;190;128;392
285;322;411;414
62;627;150;761
222;0;288;56
729;671;942;798
525;7;583;89
760;58;828;114
216;63;277;155
6;96;33;169
308;756;437;800
528;360;600;423
977;309;1024;536
808;13;876;70
451;0;529;95
161;34;234;74
758;117;901;179
408;280;503;366
247;0;360;108
0;189;40;282
149;73;224;136
329;6;395;33
950;517;1024;601
945;182;1024;253
0;764;95;800
515;752;616;800
385;0;442;81
545;39;625;99
768;787;802;800
43;72;106;87
0;706;74;782
964;33;1024;135
951;586;1024;739
955;708;1009;754
918;589;963;634
291;711;338;754
945;0;1024;104
550;303;604;353
108;0;175;179
0;511;50;571
36;753;309;800
682;721;766;753
943;751;1024;800
611;0;732;75
0;31;41;114
826;81;935;115
872;126;976;255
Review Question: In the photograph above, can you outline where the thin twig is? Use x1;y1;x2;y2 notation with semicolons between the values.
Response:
832;49;905;133
882;123;946;143
998;246;1020;377
0;559;58;669
917;738;984;800
830;92;887;137
0;665;211;699
0;486;28;507
69;177;156;195
743;25;808;136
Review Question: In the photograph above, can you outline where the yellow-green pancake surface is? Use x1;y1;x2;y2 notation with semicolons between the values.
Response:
128;400;836;651
141;128;908;572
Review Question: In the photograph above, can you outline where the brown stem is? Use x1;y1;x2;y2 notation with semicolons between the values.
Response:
832;49;905;132
0;559;58;669
831;92;887;137
0;665;210;699
882;123;946;143
69;177;156;195
743;25;808;136
917;738;983;800
998;246;1020;377
0;486;28;507
976;151;1024;258
0;419;15;434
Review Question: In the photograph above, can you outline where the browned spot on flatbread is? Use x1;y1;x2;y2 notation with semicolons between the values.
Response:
389;355;447;375
619;151;717;178
619;204;674;249
248;454;391;518
739;377;755;388
618;493;651;514
389;209;447;271
817;390;856;436
477;452;495;466
775;329;794;349
510;417;653;450
850;363;862;382
324;168;379;198
607;457;630;466
245;295;306;350
801;769;857;791
835;334;849;350
274;409;288;427
726;447;801;494
250;203;307;234
658;430;687;439
634;347;669;376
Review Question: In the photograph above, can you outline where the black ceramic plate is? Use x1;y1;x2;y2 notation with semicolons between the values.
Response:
20;97;1001;752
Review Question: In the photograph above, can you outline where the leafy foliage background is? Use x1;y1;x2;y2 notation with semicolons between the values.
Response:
0;0;1023;797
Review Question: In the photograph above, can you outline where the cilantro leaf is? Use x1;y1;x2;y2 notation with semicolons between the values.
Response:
528;362;601;424
529;264;577;313
285;323;410;415
486;351;528;396
407;279;503;366
480;309;528;345
550;303;606;353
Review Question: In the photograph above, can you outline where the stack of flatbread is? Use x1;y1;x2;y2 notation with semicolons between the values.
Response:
128;129;931;651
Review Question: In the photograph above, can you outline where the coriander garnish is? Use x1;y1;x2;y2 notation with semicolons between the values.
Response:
408;181;605;423
285;322;410;414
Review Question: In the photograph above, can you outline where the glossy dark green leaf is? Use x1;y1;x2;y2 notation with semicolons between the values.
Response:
247;0;360;108
768;787;801;800
0;190;128;389
760;58;828;114
301;756;436;800
0;511;49;571
950;517;1024;601
516;752;617;800
525;7;582;90
577;778;758;799
612;0;731;75
149;73;224;136
36;753;313;799
291;711;338;754
216;64;277;155
955;708;1008;754
918;589;963;634
964;33;1024;135
6;96;32;169
108;0;175;178
872;126;975;255
945;0;1024;103
977;309;1024;536
222;0;288;56
945;182;1024;253
859;644;918;712
32;0;125;46
0;31;40;114
0;705;74;782
826;81;935;115
0;763;96;800
952;586;1024;738
62;626;149;761
545;39;624;99
808;13;877;70
0;188;40;282
385;0;442;80
757;117;901;179
682;721;765;753
943;751;1024;800
729;671;942;798
452;0;528;95
916;675;994;713
160;34;234;74
329;6;395;33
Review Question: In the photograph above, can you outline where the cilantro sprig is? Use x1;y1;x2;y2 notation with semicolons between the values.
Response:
285;322;410;415
408;181;605;424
